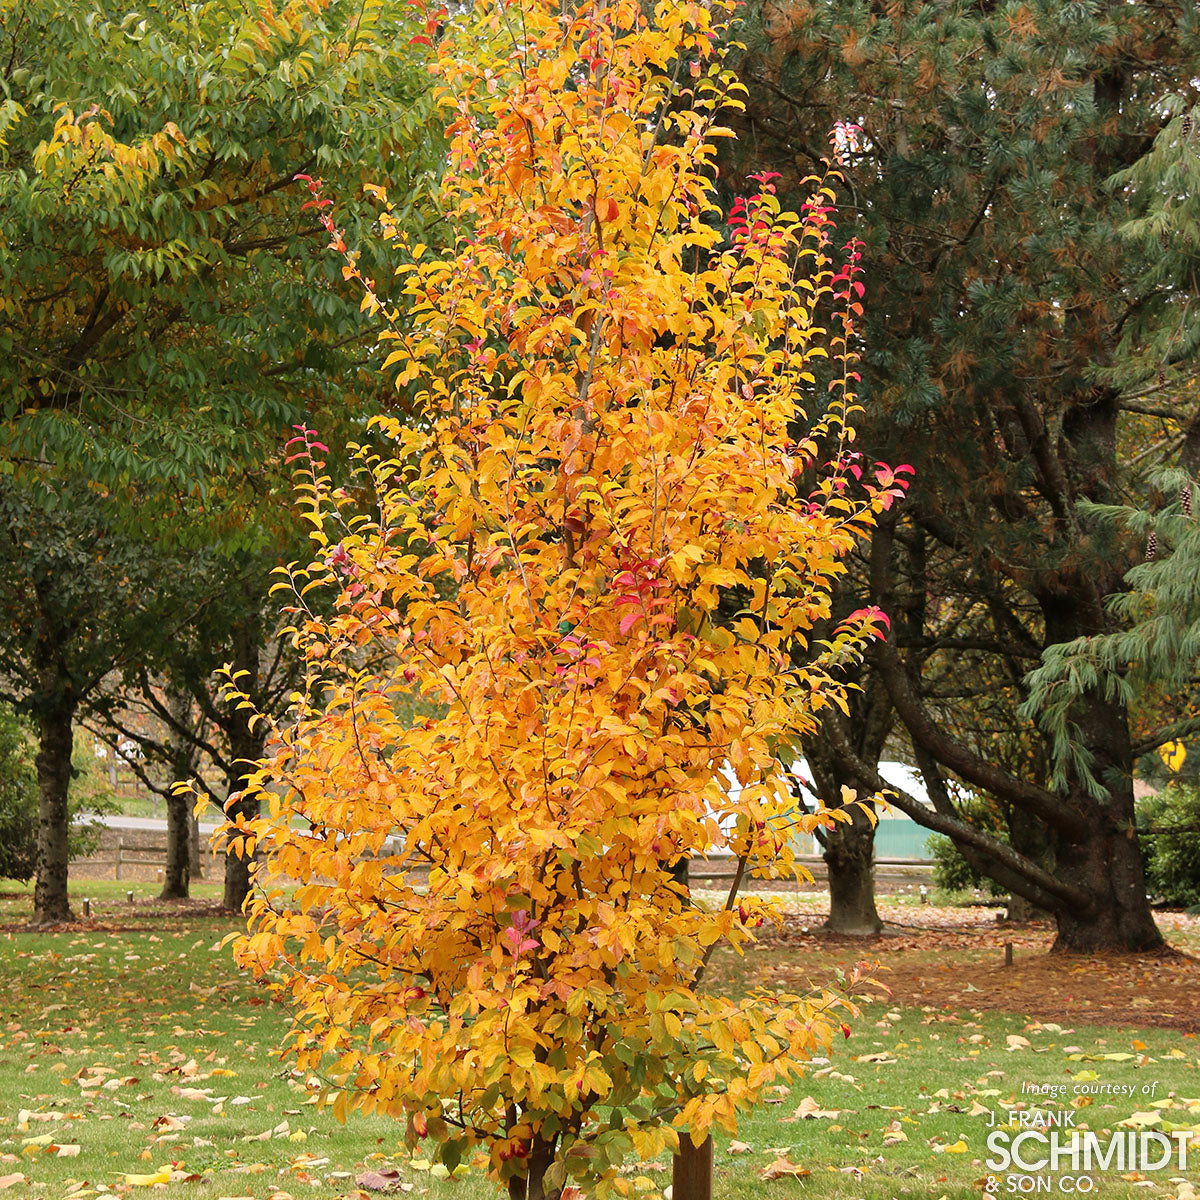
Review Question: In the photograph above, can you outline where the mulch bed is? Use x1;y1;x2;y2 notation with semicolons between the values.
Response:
765;907;1200;1032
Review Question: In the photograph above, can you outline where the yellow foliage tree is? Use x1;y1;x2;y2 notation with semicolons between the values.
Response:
219;1;905;1196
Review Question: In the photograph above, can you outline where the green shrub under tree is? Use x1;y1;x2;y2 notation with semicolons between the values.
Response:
1139;784;1200;909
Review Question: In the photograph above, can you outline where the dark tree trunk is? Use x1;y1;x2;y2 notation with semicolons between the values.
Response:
222;702;263;911
189;811;203;879
33;693;76;925
1046;699;1160;952
160;687;195;900
802;673;891;936
1050;819;1161;952
221;609;263;913
673;1136;714;1200
822;807;883;935
1003;805;1052;922
523;1135;558;1200
161;790;192;900
1039;591;1163;953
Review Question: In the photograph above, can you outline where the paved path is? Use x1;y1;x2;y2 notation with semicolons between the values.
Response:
81;814;221;835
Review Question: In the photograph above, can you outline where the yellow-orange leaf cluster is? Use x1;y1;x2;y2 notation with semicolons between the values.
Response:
220;1;900;1195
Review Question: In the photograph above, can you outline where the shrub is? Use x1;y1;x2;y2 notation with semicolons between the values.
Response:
1139;784;1200;908
929;796;1010;898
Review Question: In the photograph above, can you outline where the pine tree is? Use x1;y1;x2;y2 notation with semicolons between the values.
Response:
732;0;1200;950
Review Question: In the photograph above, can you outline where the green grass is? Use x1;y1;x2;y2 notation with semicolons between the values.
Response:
0;895;1197;1200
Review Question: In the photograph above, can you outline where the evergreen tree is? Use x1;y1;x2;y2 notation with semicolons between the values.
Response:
733;0;1200;950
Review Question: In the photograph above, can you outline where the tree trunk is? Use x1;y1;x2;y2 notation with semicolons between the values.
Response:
673;1136;713;1200
161;789;192;900
1041;598;1163;953
801;677;891;937
33;695;76;925
822;805;883;935
222;610;263;913
1049;770;1162;952
189;811;203;879
523;1135;558;1200
1003;805;1053;922
160;687;195;900
221;706;262;911
1050;824;1161;951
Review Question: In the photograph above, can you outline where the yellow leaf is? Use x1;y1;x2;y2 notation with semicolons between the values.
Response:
124;1168;173;1186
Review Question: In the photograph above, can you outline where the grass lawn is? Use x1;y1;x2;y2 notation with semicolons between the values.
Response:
0;883;1197;1200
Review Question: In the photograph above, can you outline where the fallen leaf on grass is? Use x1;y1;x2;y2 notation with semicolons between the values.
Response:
124;1168;172;1186
0;1175;26;1191
793;1096;841;1119
1121;1112;1164;1129
55;1145;81;1158
933;1140;969;1154
727;1141;753;1155
356;1170;405;1191
759;1157;810;1181
17;1110;65;1125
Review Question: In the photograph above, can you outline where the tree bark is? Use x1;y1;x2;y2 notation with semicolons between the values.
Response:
1043;696;1160;952
222;609;263;913
189;811;204;879
161;789;192;900
1050;823;1161;952
802;673;891;936
160;687;195;900
1039;585;1163;953
33;693;76;925
822;807;883;935
1003;805;1052;922
673;1136;713;1200
523;1135;558;1200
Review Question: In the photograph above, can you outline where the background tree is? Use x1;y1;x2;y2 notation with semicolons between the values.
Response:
0;481;186;921
0;0;444;920
96;558;315;907
220;1;900;1195
0;700;40;882
798;647;892;936
732;0;1199;951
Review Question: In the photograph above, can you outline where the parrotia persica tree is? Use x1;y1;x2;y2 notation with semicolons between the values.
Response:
220;1;906;1195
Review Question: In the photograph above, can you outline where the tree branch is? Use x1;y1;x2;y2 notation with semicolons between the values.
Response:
869;520;1089;836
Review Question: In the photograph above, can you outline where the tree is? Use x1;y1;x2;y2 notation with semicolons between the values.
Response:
801;665;891;935
219;1;900;1195
733;0;1199;951
1022;99;1200;766
0;0;443;920
0;700;39;882
0;480;187;920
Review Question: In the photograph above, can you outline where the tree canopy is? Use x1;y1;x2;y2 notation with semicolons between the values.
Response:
219;0;899;1194
0;0;445;922
733;0;1199;950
